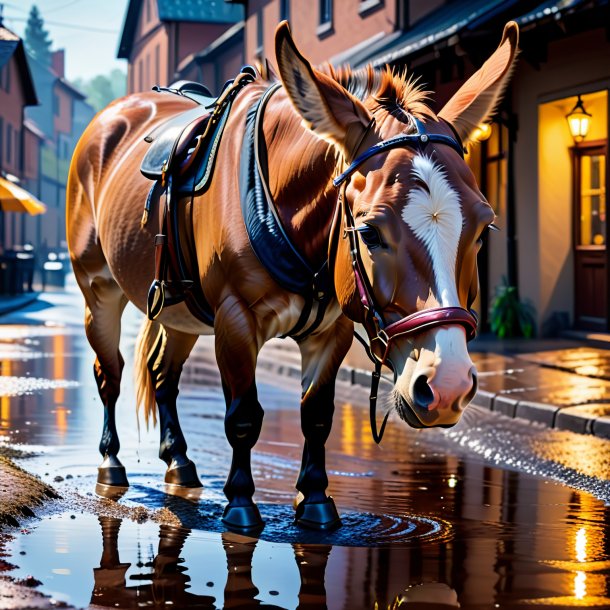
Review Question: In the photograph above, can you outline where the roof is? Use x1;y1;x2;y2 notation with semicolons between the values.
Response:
350;0;596;68
55;76;87;100
23;119;46;140
352;0;521;68
118;0;244;59
157;0;243;22
0;26;38;106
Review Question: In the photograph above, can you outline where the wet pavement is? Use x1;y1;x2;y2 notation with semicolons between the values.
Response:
0;284;610;608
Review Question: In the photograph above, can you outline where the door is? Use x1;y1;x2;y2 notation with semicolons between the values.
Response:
574;143;607;330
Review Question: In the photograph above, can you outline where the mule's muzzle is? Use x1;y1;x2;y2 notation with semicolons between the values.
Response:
396;366;478;429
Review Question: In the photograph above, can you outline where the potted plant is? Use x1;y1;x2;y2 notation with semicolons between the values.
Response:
490;277;536;338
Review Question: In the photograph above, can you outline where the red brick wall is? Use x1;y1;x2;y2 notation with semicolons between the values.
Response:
246;0;398;67
23;127;40;183
53;84;73;136
0;55;26;178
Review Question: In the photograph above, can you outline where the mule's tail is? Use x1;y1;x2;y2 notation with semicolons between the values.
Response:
134;317;162;428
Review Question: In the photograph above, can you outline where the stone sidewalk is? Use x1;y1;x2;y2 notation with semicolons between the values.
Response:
262;334;610;440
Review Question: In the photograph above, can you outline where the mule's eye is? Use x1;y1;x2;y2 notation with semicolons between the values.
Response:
357;224;384;250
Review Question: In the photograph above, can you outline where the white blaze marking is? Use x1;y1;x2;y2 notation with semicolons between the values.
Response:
401;155;462;306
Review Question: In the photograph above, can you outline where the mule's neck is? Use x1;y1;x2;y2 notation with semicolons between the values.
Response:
263;90;339;266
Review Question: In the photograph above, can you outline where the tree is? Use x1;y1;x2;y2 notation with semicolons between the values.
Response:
72;70;127;112
24;5;52;67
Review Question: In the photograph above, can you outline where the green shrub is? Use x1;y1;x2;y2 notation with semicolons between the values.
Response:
490;277;537;338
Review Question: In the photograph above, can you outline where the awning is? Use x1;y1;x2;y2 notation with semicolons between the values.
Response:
0;177;47;215
349;0;592;68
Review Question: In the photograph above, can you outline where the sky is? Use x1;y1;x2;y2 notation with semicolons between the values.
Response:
2;0;130;82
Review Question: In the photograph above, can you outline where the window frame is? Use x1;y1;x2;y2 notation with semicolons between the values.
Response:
572;140;608;251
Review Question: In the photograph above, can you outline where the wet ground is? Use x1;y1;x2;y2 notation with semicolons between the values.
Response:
1;284;610;609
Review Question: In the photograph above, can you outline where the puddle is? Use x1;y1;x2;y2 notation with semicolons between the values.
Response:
3;293;610;608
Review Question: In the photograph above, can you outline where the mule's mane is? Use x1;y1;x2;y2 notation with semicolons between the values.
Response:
323;64;436;122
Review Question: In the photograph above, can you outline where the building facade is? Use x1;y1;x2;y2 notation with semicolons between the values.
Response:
118;0;244;94
25;51;94;251
0;23;38;251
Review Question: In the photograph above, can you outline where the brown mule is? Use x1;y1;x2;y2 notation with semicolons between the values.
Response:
67;21;519;530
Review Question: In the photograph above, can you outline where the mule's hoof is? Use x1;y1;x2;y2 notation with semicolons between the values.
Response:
295;496;341;531
97;456;129;487
164;460;202;487
222;502;264;531
95;483;128;500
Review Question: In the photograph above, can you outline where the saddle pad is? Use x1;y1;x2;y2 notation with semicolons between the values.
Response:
141;104;212;180
239;85;322;296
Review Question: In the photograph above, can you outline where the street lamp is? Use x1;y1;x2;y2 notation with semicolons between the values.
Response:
566;95;592;142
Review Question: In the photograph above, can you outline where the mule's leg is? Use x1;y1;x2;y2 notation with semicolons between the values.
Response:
146;325;201;486
295;316;353;530
80;275;129;486
215;300;264;530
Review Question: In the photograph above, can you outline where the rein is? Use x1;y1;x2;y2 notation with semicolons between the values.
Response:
332;116;478;444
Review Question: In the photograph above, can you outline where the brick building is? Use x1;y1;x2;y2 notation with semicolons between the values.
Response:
0;22;38;251
25;50;95;251
240;0;609;336
118;0;244;94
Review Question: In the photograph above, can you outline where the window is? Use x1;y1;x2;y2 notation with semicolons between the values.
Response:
256;10;264;58
280;0;290;22
575;148;606;247
145;54;150;90
318;0;333;36
359;0;383;17
0;62;9;92
155;45;160;85
6;123;12;165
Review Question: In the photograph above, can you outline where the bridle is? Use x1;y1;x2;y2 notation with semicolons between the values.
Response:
332;116;479;443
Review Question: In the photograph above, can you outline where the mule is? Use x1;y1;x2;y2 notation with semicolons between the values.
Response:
67;21;519;530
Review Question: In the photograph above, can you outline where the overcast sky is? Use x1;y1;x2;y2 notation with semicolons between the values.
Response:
3;0;129;81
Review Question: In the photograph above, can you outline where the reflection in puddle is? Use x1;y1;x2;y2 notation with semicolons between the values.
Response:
4;306;610;608
10;513;329;608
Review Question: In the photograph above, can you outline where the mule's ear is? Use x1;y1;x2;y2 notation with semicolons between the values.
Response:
275;21;371;156
438;22;519;143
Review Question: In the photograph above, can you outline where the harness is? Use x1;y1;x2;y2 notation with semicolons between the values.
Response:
240;84;332;340
142;69;257;324
332;117;478;443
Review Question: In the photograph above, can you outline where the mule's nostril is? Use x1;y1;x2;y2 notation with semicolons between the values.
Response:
464;370;478;405
412;374;434;410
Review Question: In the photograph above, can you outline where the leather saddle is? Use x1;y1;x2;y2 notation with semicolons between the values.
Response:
140;67;257;323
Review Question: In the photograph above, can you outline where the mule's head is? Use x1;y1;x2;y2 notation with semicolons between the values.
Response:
275;22;519;428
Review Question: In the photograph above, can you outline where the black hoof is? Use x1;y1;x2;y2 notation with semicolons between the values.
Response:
97;455;129;487
95;483;128;500
164;460;202;487
295;496;341;531
222;502;264;531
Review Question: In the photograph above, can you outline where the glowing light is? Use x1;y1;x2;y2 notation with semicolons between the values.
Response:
566;96;592;142
576;527;587;563
448;476;457;488
472;123;492;142
574;570;586;600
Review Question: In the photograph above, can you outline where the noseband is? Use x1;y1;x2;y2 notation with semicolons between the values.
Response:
332;117;478;443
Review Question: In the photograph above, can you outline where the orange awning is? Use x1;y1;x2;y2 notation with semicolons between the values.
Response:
0;177;47;215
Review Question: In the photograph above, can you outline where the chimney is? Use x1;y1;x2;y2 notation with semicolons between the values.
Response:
51;49;65;78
